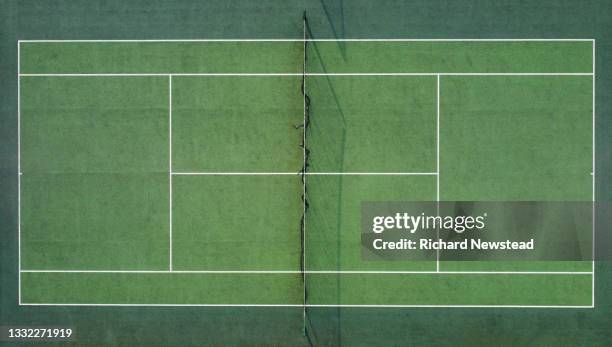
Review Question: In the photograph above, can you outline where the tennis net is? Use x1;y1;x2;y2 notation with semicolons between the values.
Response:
299;10;313;343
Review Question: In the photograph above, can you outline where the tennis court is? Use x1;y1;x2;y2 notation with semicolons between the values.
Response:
18;38;594;307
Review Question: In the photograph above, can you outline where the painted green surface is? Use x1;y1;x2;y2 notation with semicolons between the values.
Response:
172;175;302;270
307;76;436;172
21;173;169;270
21;41;592;74
19;43;593;305
20;76;168;173
440;261;592;272
306;175;436;271
308;273;592;305
20;77;169;270
438;76;592;272
172;76;303;172
308;41;592;73
20;42;303;73
22;272;302;304
439;76;592;201
21;272;591;306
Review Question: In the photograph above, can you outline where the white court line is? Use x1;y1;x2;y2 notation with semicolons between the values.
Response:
18;303;595;308
18;39;595;42
168;75;173;272
172;172;438;176
436;74;441;273
20;73;301;77
174;172;300;175
436;75;441;202
592;40;596;307
20;270;594;275
17;40;21;305
18;38;596;308
18;73;594;77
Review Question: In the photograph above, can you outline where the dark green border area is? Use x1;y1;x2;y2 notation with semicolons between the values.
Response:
1;1;611;346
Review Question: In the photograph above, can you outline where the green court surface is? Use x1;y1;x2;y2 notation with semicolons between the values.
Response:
19;40;594;306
